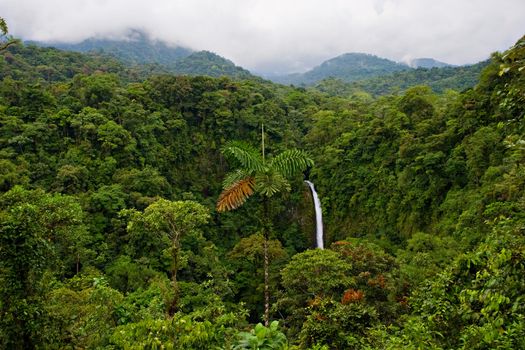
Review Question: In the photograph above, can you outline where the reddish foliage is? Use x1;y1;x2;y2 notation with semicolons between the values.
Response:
341;288;364;304
367;274;386;289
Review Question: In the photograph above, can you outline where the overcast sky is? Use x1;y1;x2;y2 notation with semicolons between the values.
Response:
1;0;524;74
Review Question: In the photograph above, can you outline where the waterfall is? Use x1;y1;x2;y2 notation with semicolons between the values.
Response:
305;180;324;249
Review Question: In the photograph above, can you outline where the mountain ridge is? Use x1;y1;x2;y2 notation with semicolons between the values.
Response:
28;32;259;81
409;57;454;68
28;30;194;66
313;59;489;96
25;33;483;89
271;52;410;85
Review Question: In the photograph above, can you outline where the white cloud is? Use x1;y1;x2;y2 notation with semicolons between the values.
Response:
1;0;524;74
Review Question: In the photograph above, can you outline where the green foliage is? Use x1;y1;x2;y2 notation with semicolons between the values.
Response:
276;53;409;85
1;21;525;349
110;303;246;349
45;271;124;348
0;42;126;82
218;138;313;209
222;141;267;174
44;30;193;66
228;233;288;321
234;321;288;350
397;218;525;349
278;243;402;348
269;149;314;178
298;299;378;349
0;17;7;36
124;199;210;311
0;186;88;348
396;232;460;289
106;255;162;292
0;17;18;52
315;61;489;97
172;50;256;80
364;318;444;350
38;35;259;81
281;249;353;299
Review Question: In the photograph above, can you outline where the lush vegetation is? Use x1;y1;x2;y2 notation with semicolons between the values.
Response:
35;35;258;81
171;50;256;80
409;58;451;69
314;60;489;96
274;53;410;85
44;30;193;66
1;17;525;349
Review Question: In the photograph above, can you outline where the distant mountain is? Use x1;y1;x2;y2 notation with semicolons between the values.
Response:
272;53;410;85
170;50;255;80
313;60;489;96
409;57;453;69
29;32;260;81
33;30;193;66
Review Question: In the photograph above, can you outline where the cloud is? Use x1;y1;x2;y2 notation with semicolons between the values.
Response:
1;0;524;74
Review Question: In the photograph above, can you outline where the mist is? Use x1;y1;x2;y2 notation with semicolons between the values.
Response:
2;0;524;74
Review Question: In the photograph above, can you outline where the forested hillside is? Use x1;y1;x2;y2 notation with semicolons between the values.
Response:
273;53;410;85
314;60;488;96
36;30;193;66
409;57;452;68
1;21;525;349
34;35;258;81
171;50;256;80
0;43;127;82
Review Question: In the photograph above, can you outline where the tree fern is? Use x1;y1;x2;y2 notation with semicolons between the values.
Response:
255;172;290;198
222;141;266;173
217;135;314;326
222;169;252;189
270;149;314;178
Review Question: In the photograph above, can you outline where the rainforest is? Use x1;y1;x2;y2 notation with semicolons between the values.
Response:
1;14;525;349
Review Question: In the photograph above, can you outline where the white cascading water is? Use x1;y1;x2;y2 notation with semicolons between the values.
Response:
305;180;324;249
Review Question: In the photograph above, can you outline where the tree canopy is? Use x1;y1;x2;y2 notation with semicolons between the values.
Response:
1;21;525;349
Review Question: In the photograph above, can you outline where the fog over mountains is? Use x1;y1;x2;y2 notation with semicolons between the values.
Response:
31;30;479;88
5;0;524;75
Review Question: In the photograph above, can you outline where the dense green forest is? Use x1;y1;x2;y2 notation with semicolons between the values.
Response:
33;35;258;81
314;60;488;96
40;30;193;66
1;16;525;349
30;34;483;93
273;53;410;85
408;58;452;69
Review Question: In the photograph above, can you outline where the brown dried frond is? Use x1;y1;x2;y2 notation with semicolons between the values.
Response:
216;177;255;212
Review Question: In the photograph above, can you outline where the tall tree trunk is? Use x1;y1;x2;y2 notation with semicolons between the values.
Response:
263;229;269;326
263;198;270;326
168;238;180;316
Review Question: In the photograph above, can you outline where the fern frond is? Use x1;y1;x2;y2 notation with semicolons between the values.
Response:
222;169;252;189
221;141;266;173
255;172;291;197
269;149;314;178
217;177;256;212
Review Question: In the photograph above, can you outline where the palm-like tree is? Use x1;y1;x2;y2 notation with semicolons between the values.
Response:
217;130;313;325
